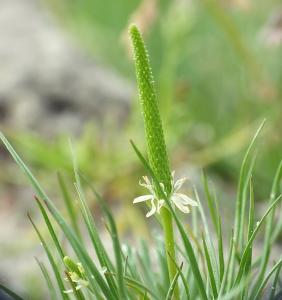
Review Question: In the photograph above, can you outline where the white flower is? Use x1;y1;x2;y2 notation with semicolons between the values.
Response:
64;262;89;294
133;171;198;217
63;258;107;294
133;175;164;217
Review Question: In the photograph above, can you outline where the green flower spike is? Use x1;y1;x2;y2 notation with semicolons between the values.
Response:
129;24;172;197
129;24;180;299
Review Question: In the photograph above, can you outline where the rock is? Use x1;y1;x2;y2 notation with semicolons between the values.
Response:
0;0;133;136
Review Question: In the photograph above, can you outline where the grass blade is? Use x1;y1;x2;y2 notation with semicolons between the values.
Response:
70;146;118;298
123;276;160;300
0;283;25;300
254;160;282;289
35;196;65;259
84;178;127;299
168;251;191;300
36;259;57;300
218;230;235;297
217;216;225;283
136;244;159;297
29;214;70;300
0;133;116;300
202;171;219;234
57;172;81;239
228;122;264;288
269;262;282;300
234;194;282;286
202;234;218;298
234;121;264;252
241;177;254;299
219;280;247;300
195;186;219;288
155;239;170;293
253;258;282;300
165;262;183;300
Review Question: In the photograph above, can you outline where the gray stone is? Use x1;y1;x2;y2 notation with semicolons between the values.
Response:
0;0;133;136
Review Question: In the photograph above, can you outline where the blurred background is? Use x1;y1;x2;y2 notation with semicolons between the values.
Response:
0;0;281;298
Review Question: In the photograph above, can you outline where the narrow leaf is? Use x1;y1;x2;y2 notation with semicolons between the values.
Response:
0;283;25;300
165;262;183;300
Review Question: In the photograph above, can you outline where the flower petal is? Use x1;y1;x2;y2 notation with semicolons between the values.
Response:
172;196;190;214
133;194;153;203
139;176;154;194
143;176;152;186
139;181;151;190
175;193;198;206
146;199;157;217
174;177;187;191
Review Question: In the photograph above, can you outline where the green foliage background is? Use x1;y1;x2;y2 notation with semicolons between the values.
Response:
18;0;281;197
1;2;282;298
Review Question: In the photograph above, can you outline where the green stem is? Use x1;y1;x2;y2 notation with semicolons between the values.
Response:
161;207;179;300
129;24;179;299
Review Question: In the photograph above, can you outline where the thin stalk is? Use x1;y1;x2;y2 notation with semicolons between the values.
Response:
161;207;178;289
129;24;179;299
